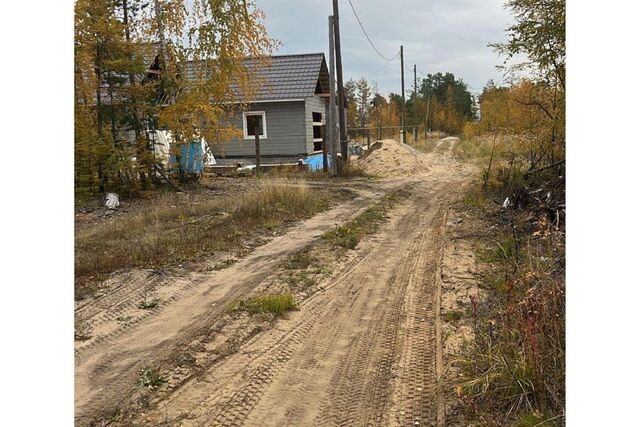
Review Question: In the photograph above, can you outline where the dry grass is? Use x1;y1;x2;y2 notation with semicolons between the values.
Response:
243;161;373;181
408;135;442;154
452;135;502;164
454;133;565;425
343;163;374;178
75;181;332;297
459;223;565;425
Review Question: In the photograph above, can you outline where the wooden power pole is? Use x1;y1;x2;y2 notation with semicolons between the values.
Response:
400;45;406;144
254;124;261;176
413;64;418;141
414;64;418;99
425;92;431;138
332;0;348;173
328;15;338;175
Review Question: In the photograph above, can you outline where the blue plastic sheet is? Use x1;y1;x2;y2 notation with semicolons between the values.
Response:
169;143;204;174
305;153;333;171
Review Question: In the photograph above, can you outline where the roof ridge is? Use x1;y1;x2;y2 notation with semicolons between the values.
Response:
267;52;324;58
184;52;324;65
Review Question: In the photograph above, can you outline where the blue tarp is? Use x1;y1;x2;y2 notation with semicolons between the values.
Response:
169;143;204;174
305;153;333;171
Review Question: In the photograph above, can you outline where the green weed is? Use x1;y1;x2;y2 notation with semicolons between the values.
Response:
443;310;464;322
227;293;298;317
137;366;165;389
284;251;316;270
323;203;389;249
285;272;316;289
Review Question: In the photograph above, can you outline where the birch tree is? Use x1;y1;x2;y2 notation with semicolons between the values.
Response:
74;0;277;192
149;0;277;158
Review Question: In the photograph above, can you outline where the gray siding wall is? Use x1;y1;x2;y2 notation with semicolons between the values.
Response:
211;101;307;158
304;96;327;154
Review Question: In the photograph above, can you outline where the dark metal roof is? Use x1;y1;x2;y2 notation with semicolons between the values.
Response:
246;53;329;101
90;52;330;106
183;53;329;102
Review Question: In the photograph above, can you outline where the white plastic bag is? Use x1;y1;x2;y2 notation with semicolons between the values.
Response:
105;193;120;209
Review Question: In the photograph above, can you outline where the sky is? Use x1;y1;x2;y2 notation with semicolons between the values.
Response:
257;0;514;97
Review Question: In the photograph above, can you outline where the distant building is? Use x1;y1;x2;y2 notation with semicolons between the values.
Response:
210;53;331;164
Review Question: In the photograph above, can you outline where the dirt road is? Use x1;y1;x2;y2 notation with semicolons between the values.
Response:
75;138;473;426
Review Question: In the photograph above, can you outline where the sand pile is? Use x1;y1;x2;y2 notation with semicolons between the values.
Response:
354;139;431;177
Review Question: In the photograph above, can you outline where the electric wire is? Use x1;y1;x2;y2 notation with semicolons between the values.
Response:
347;0;395;62
369;49;401;81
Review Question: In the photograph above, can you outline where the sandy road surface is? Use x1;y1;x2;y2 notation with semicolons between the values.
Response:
75;138;472;426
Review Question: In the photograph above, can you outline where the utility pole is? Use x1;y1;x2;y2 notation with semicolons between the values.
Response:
400;45;406;144
332;0;348;173
254;124;261;176
413;64;418;141
376;98;382;139
425;92;431;138
328;15;338;175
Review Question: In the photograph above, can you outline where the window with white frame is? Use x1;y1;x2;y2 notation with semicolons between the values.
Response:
243;111;267;139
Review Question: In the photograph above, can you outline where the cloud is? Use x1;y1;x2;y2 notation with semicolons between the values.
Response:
258;0;513;94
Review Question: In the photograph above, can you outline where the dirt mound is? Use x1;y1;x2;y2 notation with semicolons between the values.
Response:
354;139;431;177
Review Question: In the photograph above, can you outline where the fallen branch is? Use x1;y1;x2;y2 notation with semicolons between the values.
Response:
153;163;187;193
525;159;565;176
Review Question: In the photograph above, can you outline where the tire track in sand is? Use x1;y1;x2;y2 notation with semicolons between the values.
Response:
136;180;452;426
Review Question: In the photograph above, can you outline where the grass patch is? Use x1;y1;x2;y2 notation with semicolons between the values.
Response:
443;310;464;322
343;163;373;178
512;414;559;427
324;226;360;249
227;293;298;317
285;272;316;289
408;136;441;154
283;250;316;270
323;193;400;249
137;367;165;389
75;180;333;298
107;407;123;423
452;135;502;165
462;188;492;210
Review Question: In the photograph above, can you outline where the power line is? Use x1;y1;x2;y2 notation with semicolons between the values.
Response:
347;0;394;61
369;50;400;80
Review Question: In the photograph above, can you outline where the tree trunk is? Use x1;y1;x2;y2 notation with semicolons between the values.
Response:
95;47;105;193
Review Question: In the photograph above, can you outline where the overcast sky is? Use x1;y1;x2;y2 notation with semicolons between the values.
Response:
257;0;514;96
